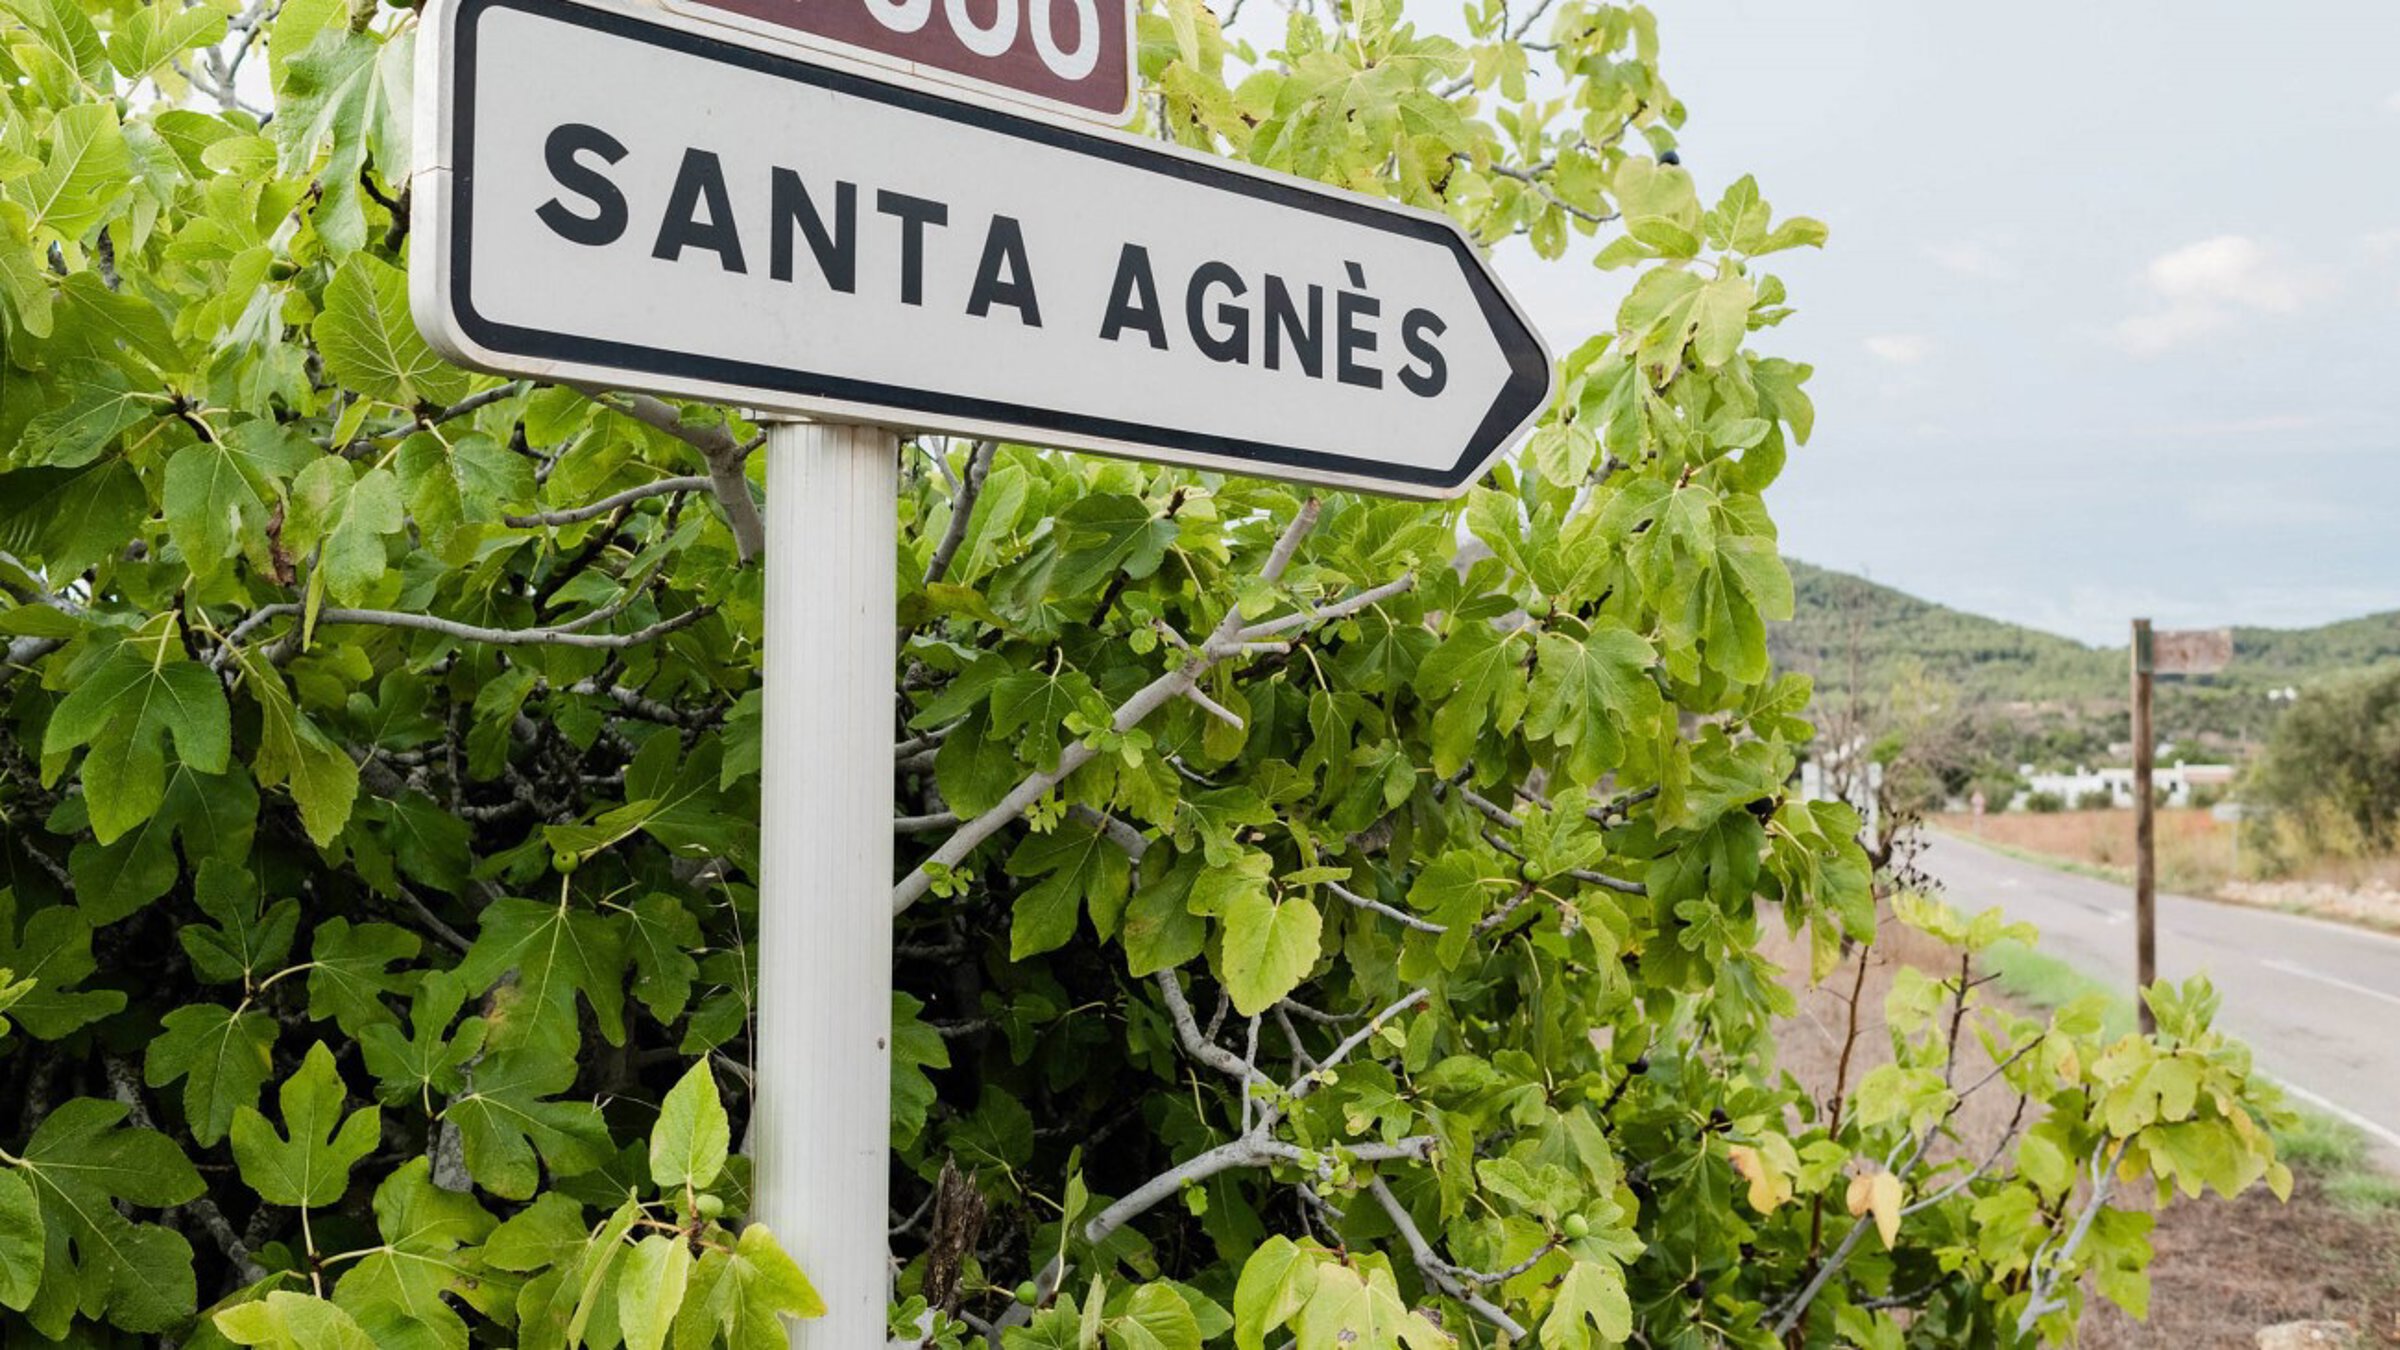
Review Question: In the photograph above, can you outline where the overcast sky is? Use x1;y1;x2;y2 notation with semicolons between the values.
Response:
1489;2;2400;644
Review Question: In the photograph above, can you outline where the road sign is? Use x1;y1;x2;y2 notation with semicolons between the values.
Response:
658;0;1136;124
411;0;1554;499
2148;627;2234;677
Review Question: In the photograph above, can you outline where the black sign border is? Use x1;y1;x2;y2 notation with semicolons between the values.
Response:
443;0;1552;492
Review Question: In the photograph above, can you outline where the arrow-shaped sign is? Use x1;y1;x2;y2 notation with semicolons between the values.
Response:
413;0;1553;497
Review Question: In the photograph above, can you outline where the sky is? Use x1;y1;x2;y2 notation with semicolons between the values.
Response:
1485;2;2400;644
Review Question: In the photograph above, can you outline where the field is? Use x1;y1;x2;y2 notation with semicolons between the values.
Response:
1930;808;2400;932
1931;808;2240;894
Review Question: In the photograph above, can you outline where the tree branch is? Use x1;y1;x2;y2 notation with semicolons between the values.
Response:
922;440;995;585
1018;1132;1437;1317
1324;880;1447;933
577;387;768;564
1236;572;1416;642
555;678;723;728
427;381;527;427
1366;1175;1530;1341
214;595;704;664
390;883;473;955
504;475;711;528
1457;785;1648;895
1153;971;1273;1095
2016;1136;2133;1333
1066;804;1151;861
1768;1135;1923;1337
1295;989;1430;1106
894;501;1324;914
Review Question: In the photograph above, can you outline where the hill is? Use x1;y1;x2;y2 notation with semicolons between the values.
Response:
1770;561;2118;705
1770;560;2400;768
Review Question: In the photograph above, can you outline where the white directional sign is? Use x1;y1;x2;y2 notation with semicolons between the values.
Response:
412;0;1553;497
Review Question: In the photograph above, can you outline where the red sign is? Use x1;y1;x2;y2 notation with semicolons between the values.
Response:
661;0;1136;123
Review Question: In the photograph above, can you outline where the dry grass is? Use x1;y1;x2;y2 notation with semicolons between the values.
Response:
1930;808;2238;895
1931;809;2400;932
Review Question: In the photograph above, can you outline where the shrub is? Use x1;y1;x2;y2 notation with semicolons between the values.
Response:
2245;669;2400;869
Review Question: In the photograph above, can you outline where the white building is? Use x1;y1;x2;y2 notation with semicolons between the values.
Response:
2011;761;2234;811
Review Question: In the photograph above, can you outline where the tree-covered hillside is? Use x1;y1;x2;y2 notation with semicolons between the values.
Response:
1772;559;2400;772
1770;561;2116;707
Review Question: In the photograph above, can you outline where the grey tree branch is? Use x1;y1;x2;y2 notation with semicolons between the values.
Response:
1566;867;1647;896
1153;971;1273;1095
1366;1175;1530;1341
1588;784;1660;825
1769;1041;2041;1335
504;475;711;528
1014;1132;1438;1329
1903;1093;2028;1218
1180;684;1245;729
1768;1134;1923;1337
213;596;703;663
894;723;959;761
1066;804;1151;860
577;387;768;564
1236;572;1416;641
557;678;721;727
390;883;473;955
0;636;60;691
1474;157;1618;225
1325;880;1447;933
894;500;1325;914
1458;785;1648;896
1298;988;1430;1101
2016;1136;2134;1333
922;440;995;585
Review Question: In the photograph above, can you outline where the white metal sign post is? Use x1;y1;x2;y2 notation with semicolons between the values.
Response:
754;420;897;1344
410;0;1551;1341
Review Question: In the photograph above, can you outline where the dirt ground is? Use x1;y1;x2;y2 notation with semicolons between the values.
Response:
2219;875;2400;934
1762;916;2400;1346
2078;1173;2400;1348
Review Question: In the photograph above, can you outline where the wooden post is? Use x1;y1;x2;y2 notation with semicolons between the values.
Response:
2131;618;2156;1035
753;420;899;1348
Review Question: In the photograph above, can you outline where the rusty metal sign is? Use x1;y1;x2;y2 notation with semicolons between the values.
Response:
2146;627;2234;676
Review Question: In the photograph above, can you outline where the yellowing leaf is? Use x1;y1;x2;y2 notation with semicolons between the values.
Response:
1845;1171;1904;1249
1726;1143;1791;1215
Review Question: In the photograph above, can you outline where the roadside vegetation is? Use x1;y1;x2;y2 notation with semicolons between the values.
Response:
1977;935;2400;1344
1770;903;2398;1348
1982;937;2399;1218
2243;667;2400;872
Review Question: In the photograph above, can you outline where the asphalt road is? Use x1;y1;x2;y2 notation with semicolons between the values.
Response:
1918;831;2400;1171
